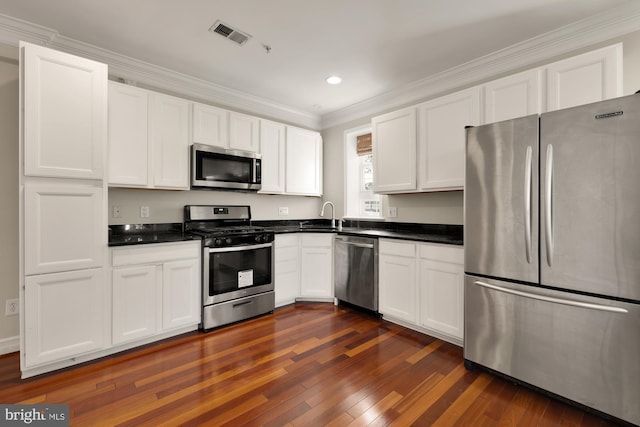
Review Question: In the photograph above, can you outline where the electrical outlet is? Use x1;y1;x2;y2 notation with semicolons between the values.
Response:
140;206;150;218
5;298;18;316
278;207;289;216
388;206;398;218
112;205;122;218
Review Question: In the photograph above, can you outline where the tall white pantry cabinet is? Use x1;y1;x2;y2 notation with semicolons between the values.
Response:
19;42;109;374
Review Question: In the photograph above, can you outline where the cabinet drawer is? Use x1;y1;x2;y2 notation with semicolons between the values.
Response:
112;241;200;267
300;233;333;247
275;234;299;249
379;239;416;257
419;243;463;264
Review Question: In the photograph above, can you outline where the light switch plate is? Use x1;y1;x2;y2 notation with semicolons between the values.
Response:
140;206;150;218
278;207;289;216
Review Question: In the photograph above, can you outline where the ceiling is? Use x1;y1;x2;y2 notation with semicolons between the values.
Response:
0;0;634;117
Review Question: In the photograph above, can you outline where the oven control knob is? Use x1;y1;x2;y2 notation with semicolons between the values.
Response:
225;238;232;245
255;235;261;243
262;234;270;242
214;238;222;246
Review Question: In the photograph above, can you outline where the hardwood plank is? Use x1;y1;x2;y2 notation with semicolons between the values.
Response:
0;303;624;427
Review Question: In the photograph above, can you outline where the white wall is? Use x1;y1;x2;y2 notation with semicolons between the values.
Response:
321;30;640;226
0;57;19;343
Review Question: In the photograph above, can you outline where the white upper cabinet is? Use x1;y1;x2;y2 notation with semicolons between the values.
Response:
285;126;323;196
191;102;229;148
229;111;260;152
24;182;105;275
484;69;541;123
149;93;190;189
108;82;190;190
417;87;480;191
546;44;622;112
22;42;107;180
369;45;622;195
372;107;417;193
259;119;286;194
108;82;149;186
191;104;260;153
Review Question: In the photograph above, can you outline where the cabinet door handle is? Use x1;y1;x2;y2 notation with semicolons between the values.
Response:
339;241;375;249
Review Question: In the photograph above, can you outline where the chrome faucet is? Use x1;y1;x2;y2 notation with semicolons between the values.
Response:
320;201;339;229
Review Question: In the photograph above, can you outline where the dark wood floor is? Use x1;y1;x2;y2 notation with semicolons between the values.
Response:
0;303;624;426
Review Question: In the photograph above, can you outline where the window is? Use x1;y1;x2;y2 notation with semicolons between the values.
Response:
344;125;383;218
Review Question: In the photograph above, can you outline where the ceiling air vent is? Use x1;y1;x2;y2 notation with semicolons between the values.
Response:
209;20;251;46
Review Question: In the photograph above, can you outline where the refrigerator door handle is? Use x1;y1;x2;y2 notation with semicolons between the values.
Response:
544;144;554;266
473;281;628;313
524;146;533;264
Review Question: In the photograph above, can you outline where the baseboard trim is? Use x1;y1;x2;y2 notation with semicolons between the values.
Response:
0;335;19;356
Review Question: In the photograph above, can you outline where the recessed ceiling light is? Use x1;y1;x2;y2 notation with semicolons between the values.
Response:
326;75;342;85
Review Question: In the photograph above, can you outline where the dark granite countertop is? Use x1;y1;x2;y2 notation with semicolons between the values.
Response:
253;219;463;246
109;223;200;247
109;220;463;247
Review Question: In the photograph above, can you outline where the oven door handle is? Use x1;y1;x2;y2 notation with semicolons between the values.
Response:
207;242;273;253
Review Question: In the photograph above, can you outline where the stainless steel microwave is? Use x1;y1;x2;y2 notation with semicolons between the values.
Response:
191;143;261;191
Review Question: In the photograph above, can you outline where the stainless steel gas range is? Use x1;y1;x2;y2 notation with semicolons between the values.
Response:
184;205;275;330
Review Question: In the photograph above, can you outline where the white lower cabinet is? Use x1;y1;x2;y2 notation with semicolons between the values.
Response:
162;258;201;330
111;241;200;345
299;234;334;299
274;234;301;307
273;233;333;304
24;268;108;367
379;239;464;345
378;240;417;323
417;244;464;341
112;265;158;345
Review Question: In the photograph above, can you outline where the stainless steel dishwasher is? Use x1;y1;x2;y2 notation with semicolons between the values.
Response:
334;235;378;311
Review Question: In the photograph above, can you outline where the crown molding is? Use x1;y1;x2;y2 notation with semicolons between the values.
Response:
320;1;640;129
2;3;640;132
0;13;322;130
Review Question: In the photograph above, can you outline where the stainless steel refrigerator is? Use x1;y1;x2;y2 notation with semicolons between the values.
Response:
464;94;640;425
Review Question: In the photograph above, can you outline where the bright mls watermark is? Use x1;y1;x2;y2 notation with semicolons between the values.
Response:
1;405;69;426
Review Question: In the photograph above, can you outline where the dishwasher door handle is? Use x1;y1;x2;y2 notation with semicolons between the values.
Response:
338;241;374;249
